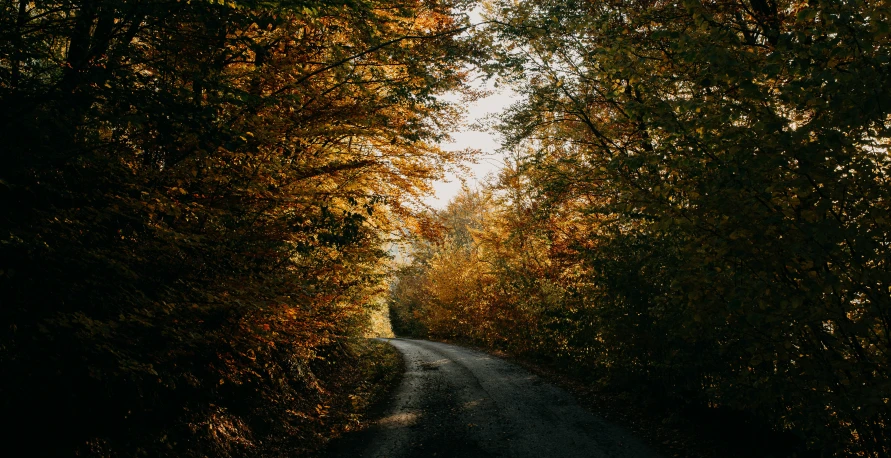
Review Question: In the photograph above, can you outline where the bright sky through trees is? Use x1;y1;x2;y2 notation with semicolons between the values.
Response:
425;84;516;208
423;4;517;209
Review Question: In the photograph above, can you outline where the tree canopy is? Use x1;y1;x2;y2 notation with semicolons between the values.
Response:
4;0;891;456
1;0;477;455
390;1;891;456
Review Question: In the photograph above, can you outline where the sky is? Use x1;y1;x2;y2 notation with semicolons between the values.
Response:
419;5;519;209
422;84;518;209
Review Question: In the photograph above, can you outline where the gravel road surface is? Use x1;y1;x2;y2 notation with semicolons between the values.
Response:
330;338;661;458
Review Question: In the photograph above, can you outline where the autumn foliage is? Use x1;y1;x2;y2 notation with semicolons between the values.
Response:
0;0;473;456
390;0;891;456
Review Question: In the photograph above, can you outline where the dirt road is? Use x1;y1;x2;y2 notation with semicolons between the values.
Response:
330;338;661;458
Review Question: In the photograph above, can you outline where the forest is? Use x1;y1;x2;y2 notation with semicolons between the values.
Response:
1;0;889;457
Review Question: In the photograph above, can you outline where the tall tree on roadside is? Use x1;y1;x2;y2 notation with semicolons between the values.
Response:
0;0;478;456
470;0;890;455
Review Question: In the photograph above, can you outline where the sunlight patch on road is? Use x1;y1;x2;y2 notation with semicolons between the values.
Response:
377;411;421;428
462;399;483;409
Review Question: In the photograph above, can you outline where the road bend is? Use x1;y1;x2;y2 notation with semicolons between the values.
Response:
329;338;661;458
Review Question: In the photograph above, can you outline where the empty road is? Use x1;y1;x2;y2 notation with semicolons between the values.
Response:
330;338;660;458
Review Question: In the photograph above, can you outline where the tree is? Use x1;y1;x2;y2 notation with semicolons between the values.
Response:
461;0;890;455
0;0;478;456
